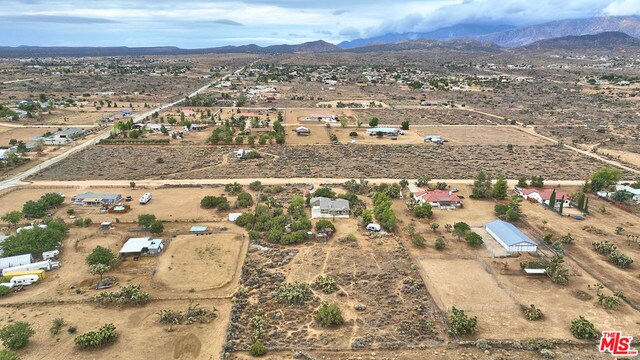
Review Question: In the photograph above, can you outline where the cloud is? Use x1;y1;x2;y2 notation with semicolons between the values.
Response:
339;26;361;38
604;0;640;15
315;30;332;36
210;19;244;26
1;14;117;24
332;9;348;15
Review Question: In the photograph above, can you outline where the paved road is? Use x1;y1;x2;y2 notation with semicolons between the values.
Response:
0;66;246;191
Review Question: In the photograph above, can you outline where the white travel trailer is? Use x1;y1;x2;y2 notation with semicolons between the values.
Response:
8;274;39;286
139;192;152;205
42;250;60;260
366;223;382;232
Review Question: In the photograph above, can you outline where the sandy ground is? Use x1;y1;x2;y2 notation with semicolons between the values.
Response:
0;126;51;145
596;147;640;169
156;232;245;291
412;125;554;146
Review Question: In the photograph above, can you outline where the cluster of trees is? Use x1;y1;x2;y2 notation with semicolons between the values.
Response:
449;222;484;247
585;168;622;193
372;192;396;231
16;192;65;219
200;196;230;210
517;176;544;188
1;218;68;257
235;197;313;245
494;196;523;222
138;214;164;234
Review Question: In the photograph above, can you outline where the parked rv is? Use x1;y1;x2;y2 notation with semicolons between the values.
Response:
42;250;60;260
366;223;382;232
139;192;152;205
7;274;39;286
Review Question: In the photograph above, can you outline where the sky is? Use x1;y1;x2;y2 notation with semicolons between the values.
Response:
1;0;639;47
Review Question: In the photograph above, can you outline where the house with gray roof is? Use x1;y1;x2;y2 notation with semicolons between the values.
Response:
72;192;122;206
310;197;350;219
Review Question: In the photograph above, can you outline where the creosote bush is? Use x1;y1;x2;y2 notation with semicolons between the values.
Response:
275;281;313;305
448;307;477;337
316;301;344;327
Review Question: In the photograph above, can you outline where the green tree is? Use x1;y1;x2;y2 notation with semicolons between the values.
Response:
137;214;156;228
465;231;484;247
472;171;492;198
1;211;22;229
589;168;622;192
570;316;598;340
0;322;34;350
361;209;373;225
316;220;336;232
548;189;557;208
0;349;20;360
368;117;379;127
400;120;410;130
453;222;471;239
89;263;111;282
530;176;545;188
435;238;446;250
313;187;336;199
149;221;164;234
86;246;116;267
236;192;254;208
492;176;508;200
430;223;440;232
224;182;243;195
40;193;64;208
248;181;263;192
415;176;431;187
1;225;67;257
22;200;47;218
413;203;433;218
517;176;528;188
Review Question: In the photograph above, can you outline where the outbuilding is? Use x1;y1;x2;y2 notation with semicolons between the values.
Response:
120;237;164;256
485;220;537;253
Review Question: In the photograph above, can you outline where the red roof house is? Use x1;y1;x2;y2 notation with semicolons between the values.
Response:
414;190;462;208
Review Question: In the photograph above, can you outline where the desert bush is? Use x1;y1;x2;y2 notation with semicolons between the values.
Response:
521;304;543;321
465;231;484;247
315;219;336;232
236;192;254;208
49;318;65;335
0;322;34;350
608;251;633;269
158;302;217;325
313;275;337;293
224;182;243;195
316;301;344;327
249;341;266;357
570;316;598;340
0;286;11;297
92;284;149;306
592;241;616;255
411;234;426;247
448;307;477;337
275;281;313;305
248;181;263;191
435;238;446;250
74;323;117;349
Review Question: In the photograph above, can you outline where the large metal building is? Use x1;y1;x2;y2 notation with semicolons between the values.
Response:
485;220;538;253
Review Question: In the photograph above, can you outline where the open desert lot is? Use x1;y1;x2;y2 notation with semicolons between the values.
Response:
413;125;554;146
29;143;637;181
0;127;52;146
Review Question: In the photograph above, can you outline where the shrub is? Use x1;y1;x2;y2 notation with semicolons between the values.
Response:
0;350;20;360
413;203;433;218
275;281;313;305
137;214;157;228
249;341;266;357
225;182;243;195
313;275;337;294
49;318;65;335
83;218;92;226
92;284;150;306
248;181;263;192
0;322;34;350
521;304;543;321
200;196;228;209
67;327;77;334
0;286;11;297
149;221;164;234
435;238;446;250
74;323;118;349
448;307;477;337
465;231;484;247
592;241;616;255
412;234;426;247
349;131;358;137
570;316;598;340
316;302;344;327
86;246;116;266
608;251;633;269
315;219;335;232
66;208;75;215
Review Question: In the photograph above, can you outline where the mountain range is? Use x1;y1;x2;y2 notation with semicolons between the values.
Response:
0;16;639;57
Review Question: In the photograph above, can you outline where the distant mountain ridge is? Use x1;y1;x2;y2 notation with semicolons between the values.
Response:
345;39;503;53
0;40;341;57
522;31;640;51
338;24;515;49
477;15;640;47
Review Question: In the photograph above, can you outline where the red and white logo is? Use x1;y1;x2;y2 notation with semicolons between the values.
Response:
599;331;638;357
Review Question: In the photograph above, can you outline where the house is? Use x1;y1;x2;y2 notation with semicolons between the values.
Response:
365;127;402;137
72;192;123;206
615;184;640;204
306;114;337;123
296;127;310;136
0;254;34;271
485;220;538;253
189;124;208;131
120;237;164;256
34;128;85;145
310;197;350;219
413;190;462;209
515;188;571;208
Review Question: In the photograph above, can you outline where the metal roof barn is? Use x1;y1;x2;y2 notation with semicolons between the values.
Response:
485;220;538;253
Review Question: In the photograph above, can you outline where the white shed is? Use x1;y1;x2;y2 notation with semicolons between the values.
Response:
485;220;537;253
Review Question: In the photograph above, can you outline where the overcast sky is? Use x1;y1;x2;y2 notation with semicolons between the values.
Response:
1;0;639;47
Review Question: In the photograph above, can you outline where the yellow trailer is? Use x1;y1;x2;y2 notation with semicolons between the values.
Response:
3;270;46;281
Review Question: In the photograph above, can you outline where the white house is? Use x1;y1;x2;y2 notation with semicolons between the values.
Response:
310;197;350;219
515;188;571;208
120;237;164;256
306;114;337;123
485;220;538;253
615;184;640;204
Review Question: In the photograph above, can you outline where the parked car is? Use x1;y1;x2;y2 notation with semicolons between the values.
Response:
125;196;132;202
450;188;459;193
308;184;314;190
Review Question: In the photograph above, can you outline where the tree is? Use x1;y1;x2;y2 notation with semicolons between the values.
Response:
415;176;431;187
137;214;156;228
413;203;433;218
361;209;373;225
465;231;484;247
1;225;67;257
453;222;470;239
22;200;47;218
430;223;440;232
40;193;64;208
236;192;254;208
400;120;410;130
316;301;344;327
612;190;633;203
90;263;111;282
517;176;528;188
316;220;336;232
492;176;508;200
530;176;544;188
0;322;34;350
86;246;116;267
548;189;557;209
1;211;22;229
149;221;164;234
0;350;20;360
444;224;452;232
435;238;446;250
313;187;336;199
589;168;622;192
471;171;492;199
570;316;598;340
249;180;263;192
368;117;379;127
448;307;477;337
436;182;448;190
224;182;243;195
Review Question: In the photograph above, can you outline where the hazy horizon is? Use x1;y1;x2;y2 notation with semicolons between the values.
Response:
1;0;639;47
